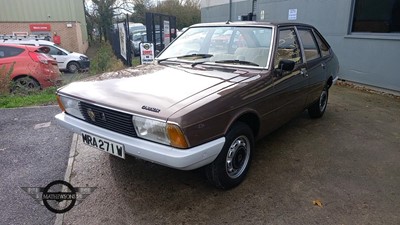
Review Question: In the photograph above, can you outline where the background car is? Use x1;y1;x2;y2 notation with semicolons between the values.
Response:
1;39;90;73
130;30;147;56
0;43;61;92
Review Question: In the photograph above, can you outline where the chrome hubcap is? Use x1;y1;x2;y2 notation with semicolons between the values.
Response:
226;135;250;179
319;90;327;112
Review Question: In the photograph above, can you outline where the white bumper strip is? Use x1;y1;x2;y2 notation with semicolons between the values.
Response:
55;113;225;170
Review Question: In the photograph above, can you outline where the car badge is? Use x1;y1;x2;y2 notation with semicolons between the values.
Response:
87;108;96;122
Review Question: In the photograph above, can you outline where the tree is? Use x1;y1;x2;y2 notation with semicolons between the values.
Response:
129;0;153;24
91;0;118;41
153;0;200;29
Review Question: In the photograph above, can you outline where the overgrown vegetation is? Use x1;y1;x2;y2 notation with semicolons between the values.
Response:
89;42;125;74
0;63;14;95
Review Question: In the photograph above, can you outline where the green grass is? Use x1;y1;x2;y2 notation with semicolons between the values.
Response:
0;87;58;108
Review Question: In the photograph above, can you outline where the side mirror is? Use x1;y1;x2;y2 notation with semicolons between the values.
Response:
279;59;295;71
274;59;295;77
57;50;63;55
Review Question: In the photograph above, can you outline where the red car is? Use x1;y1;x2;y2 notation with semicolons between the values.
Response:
0;43;61;91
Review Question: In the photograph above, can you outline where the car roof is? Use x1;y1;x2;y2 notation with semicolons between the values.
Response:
190;21;315;29
0;43;40;51
0;39;55;45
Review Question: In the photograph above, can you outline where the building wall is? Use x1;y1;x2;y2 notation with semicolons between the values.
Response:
0;0;88;53
201;0;400;92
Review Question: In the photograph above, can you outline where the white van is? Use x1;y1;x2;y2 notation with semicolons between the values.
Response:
0;39;90;73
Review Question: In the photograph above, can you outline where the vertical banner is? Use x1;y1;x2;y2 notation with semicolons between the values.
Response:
118;23;127;60
164;20;170;45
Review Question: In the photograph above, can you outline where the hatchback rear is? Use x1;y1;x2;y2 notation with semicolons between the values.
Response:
0;44;61;91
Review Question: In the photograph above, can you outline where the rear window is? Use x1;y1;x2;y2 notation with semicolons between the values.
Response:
0;46;24;58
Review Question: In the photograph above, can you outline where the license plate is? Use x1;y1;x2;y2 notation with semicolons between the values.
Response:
81;132;125;159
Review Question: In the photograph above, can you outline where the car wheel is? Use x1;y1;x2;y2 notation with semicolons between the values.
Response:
12;77;40;94
308;85;328;118
205;122;254;189
67;62;80;73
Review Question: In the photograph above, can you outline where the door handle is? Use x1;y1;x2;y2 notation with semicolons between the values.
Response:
321;63;326;69
300;68;308;77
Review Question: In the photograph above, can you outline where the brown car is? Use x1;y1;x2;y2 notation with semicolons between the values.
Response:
55;22;339;189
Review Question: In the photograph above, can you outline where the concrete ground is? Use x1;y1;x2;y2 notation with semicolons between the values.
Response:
60;85;400;225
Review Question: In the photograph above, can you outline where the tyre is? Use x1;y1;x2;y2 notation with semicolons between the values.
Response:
308;85;328;118
67;62;80;73
205;122;254;189
12;76;40;94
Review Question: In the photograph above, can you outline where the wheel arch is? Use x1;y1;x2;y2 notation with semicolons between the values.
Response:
226;110;260;139
326;75;333;89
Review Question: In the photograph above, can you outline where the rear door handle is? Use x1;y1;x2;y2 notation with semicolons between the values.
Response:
321;63;326;69
300;68;308;77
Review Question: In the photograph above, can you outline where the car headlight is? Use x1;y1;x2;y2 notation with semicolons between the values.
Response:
57;95;84;120
79;56;89;61
132;116;189;149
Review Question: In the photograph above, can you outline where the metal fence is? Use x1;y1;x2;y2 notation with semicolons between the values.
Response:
109;15;132;67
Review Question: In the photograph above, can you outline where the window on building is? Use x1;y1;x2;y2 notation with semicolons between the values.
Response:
352;0;400;33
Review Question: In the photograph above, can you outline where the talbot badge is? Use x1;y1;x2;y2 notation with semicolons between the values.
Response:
87;108;96;122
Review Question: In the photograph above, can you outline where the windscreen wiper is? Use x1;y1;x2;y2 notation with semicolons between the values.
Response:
214;59;259;67
157;53;213;64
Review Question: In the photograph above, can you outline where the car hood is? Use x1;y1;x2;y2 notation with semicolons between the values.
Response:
58;64;253;120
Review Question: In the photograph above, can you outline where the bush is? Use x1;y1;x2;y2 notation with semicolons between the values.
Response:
90;42;125;74
0;63;14;96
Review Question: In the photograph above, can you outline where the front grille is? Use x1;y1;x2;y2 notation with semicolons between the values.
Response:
79;102;137;137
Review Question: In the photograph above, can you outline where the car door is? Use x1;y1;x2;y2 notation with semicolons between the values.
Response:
266;27;309;129
297;27;327;105
40;45;67;70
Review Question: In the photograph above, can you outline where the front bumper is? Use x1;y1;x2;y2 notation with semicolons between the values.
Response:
55;112;225;170
77;60;90;70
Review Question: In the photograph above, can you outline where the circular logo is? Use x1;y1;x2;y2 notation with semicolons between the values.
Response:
143;43;150;50
42;180;77;214
87;108;96;122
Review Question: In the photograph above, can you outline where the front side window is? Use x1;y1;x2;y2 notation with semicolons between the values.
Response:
274;28;302;68
352;0;400;33
158;26;273;68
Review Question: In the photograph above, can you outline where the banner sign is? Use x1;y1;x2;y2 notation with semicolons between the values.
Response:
29;24;51;31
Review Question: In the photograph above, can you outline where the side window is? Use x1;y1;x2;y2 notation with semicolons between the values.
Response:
0;46;24;58
40;45;62;55
313;31;330;57
275;28;302;68
298;29;320;61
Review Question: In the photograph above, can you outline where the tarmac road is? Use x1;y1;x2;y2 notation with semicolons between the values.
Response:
0;105;72;225
59;84;400;225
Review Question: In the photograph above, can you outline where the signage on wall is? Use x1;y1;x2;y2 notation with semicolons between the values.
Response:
288;9;297;20
29;24;51;31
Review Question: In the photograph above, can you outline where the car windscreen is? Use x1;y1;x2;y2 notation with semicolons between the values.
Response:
158;26;273;68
